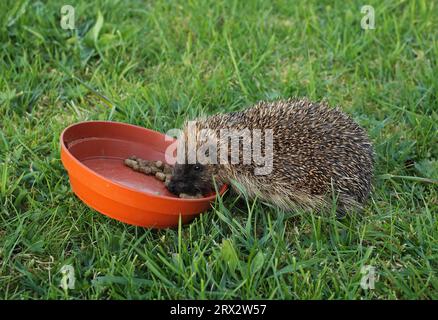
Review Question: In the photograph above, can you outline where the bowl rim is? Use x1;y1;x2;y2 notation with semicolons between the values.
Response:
60;120;227;202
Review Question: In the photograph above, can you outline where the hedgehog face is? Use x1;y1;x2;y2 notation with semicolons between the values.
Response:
167;163;214;196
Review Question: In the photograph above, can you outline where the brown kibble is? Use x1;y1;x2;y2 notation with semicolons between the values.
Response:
138;159;150;167
129;155;137;161
150;166;159;174
155;172;166;181
155;160;163;169
163;164;173;174
140;166;152;174
124;159;137;168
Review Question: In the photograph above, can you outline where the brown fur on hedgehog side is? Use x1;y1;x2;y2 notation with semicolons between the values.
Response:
167;98;374;215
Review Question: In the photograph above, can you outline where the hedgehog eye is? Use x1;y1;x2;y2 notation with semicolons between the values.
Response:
194;164;201;171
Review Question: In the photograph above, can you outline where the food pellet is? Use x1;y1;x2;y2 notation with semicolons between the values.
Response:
124;159;136;167
155;172;166;181
138;159;150;167
163;164;172;174
140;166;152;174
155;160;163;169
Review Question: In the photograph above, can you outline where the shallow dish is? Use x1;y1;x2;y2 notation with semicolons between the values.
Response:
60;121;227;228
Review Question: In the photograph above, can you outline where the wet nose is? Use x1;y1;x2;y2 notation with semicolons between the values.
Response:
167;180;177;194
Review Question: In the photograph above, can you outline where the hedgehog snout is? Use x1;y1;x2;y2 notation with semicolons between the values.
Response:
167;178;196;195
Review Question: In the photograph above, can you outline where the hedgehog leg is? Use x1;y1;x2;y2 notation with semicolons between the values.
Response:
336;193;361;218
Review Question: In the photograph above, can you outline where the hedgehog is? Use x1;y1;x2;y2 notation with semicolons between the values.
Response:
167;98;374;215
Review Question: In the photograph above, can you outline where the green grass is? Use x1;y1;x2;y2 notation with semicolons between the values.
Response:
0;0;437;299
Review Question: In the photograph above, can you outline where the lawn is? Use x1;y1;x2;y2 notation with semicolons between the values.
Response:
0;0;437;299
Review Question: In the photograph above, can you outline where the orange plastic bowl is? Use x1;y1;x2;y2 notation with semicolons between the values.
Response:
60;121;227;228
